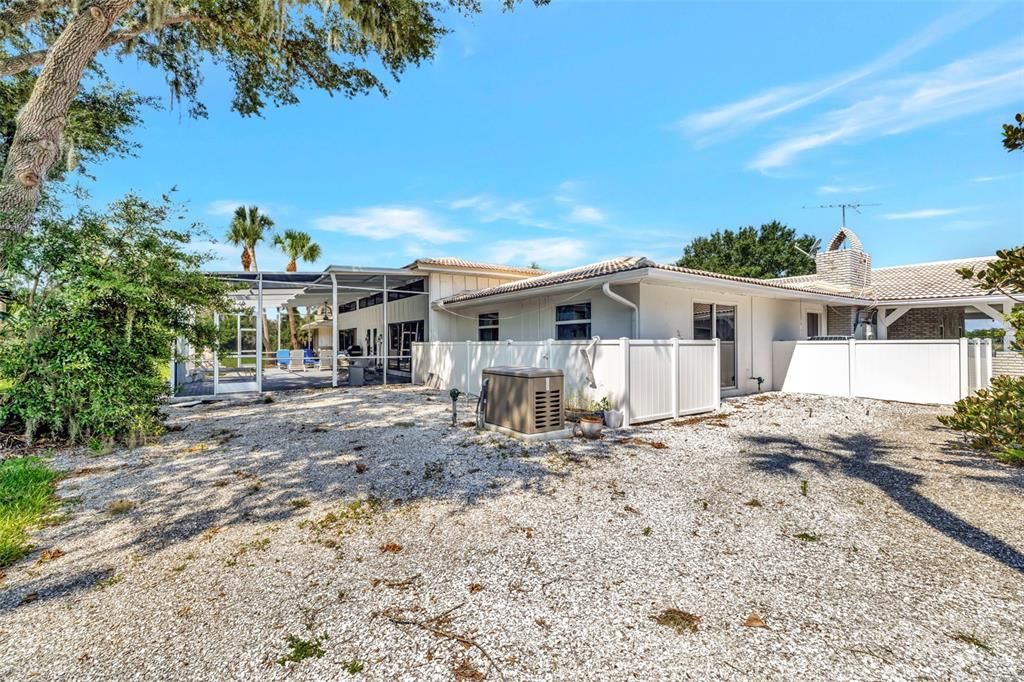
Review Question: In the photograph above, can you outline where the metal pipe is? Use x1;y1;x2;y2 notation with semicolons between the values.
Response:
601;282;638;337
382;274;388;386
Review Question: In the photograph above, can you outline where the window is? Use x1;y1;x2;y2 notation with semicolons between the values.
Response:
693;302;737;390
339;328;356;351
556;302;591;340
806;312;820;338
478;313;499;341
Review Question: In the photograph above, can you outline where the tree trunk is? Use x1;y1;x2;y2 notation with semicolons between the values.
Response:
0;0;133;239
241;248;251;271
287;307;300;351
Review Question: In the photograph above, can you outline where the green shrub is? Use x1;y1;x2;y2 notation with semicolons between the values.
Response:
0;456;60;567
939;376;1024;465
0;195;227;444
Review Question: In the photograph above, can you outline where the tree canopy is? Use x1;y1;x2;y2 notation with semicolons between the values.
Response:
0;193;228;443
0;0;545;237
1003;112;1024;153
675;221;818;279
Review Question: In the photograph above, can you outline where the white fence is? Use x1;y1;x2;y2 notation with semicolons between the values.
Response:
772;339;993;405
412;338;721;425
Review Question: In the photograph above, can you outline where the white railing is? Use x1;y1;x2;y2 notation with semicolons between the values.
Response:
772;338;993;405
411;338;721;425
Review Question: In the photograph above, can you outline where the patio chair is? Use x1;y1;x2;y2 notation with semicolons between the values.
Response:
289;349;306;371
276;349;289;370
303;348;316;368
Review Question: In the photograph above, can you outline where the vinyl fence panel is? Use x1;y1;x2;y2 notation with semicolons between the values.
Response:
772;339;992;405
772;341;851;396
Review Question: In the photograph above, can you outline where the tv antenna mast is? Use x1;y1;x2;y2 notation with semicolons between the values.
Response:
804;202;880;226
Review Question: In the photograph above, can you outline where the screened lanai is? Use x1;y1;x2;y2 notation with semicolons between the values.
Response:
171;267;430;397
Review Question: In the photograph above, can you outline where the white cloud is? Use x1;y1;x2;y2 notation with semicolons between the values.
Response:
940;220;990;232
818;184;874;195
313;206;468;243
448;194;542;226
971;174;1016;183
881;208;961;220
748;40;1024;171
482;238;588;268
676;4;997;145
568;205;606;224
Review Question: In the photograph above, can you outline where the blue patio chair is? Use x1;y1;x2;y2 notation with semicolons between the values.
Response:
303;347;316;367
276;349;289;370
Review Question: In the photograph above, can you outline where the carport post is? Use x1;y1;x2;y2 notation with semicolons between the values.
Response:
213;312;220;395
331;273;338;387
382;274;388;386
255;274;263;392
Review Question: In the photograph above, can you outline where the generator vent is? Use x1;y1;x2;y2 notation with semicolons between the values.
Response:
534;388;561;430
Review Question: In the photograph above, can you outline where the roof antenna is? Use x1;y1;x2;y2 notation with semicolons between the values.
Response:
803;202;880;227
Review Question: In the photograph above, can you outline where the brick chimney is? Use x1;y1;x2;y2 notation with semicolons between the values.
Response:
814;227;870;291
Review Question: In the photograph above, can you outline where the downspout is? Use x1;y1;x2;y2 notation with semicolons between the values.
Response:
602;282;638;338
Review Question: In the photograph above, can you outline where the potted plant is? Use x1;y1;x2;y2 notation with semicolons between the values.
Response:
565;391;604;438
578;411;604;439
599;396;623;429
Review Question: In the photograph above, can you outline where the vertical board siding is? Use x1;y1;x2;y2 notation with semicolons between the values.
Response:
678;343;719;415
412;339;718;423
772;339;992;405
628;342;675;421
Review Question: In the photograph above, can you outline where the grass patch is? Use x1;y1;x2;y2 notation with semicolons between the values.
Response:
800;480;809;497
290;498;310;509
277;633;327;665
341;660;365;674
950;632;991;651
651;608;701;634
0;456;60;567
794;532;820;542
745;498;763;507
642;526;653;537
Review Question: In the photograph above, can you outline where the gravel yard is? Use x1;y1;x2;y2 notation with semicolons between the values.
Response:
1;387;1022;680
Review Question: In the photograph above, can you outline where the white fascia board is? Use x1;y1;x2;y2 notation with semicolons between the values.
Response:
871;294;1015;307
412;265;541;280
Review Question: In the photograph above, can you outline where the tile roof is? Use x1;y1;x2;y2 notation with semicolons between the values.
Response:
439;257;651;304
868;257;996;300
438;254;1002;306
404;257;546;276
440;257;869;305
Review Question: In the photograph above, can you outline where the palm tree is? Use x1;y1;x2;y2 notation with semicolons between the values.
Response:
225;205;274;271
225;205;275;356
274;230;322;350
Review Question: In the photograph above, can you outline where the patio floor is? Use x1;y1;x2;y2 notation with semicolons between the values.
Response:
175;366;412;396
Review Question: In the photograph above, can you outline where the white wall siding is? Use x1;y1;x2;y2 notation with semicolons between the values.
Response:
335;295;428;352
435;285;639;343
773;339;992;405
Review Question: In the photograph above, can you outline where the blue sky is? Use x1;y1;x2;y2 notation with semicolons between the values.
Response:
87;0;1023;272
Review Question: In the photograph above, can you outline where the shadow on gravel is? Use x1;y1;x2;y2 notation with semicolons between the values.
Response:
745;432;1024;576
1;387;575;613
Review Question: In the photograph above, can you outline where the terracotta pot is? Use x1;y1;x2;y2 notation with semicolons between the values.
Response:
579;416;603;439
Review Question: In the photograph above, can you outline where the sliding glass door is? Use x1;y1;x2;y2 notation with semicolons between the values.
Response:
693;302;737;390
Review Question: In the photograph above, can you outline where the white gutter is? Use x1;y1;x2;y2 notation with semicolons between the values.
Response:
602;282;638;337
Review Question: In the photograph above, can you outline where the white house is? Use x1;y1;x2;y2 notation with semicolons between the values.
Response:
423;228;1015;396
186;227;1014;400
